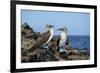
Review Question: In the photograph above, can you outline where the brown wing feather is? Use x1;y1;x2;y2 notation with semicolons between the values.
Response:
28;31;50;52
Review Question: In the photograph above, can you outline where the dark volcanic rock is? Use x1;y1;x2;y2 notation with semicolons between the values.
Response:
21;23;59;62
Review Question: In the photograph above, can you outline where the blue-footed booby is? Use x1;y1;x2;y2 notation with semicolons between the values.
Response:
28;24;54;52
57;27;69;53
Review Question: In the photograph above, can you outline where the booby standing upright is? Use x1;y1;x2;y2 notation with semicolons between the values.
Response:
28;24;54;52
57;27;69;53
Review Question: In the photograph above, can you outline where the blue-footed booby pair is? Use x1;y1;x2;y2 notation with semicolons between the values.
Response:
29;25;68;54
28;24;54;52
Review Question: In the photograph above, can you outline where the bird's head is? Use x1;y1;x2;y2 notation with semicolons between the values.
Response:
57;27;68;32
46;24;54;28
45;24;54;31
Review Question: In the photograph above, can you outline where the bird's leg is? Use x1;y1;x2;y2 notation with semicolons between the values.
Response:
59;46;64;53
63;46;68;53
43;44;49;50
59;46;68;60
59;46;67;53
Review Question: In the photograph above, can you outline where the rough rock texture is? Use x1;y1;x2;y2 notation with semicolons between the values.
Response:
21;23;90;63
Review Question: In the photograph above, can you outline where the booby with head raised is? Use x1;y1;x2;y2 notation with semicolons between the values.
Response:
28;24;54;52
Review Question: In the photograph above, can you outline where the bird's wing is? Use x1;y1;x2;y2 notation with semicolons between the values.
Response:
57;37;60;46
56;37;60;52
66;38;69;45
28;31;50;52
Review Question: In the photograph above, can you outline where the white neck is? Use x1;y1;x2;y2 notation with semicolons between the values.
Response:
45;28;54;44
45;27;50;31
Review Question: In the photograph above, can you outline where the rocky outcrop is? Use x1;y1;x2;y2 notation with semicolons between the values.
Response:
21;23;90;63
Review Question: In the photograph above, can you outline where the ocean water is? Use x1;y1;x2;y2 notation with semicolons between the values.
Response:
68;36;90;49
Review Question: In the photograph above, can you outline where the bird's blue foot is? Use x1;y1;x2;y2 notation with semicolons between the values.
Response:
43;44;49;50
59;46;67;53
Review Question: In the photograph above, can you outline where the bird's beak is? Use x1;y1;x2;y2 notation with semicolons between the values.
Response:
57;28;64;31
49;25;54;28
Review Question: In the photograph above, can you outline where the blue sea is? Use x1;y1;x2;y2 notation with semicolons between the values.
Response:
68;36;90;49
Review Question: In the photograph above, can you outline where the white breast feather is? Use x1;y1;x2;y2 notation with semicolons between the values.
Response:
59;32;67;46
